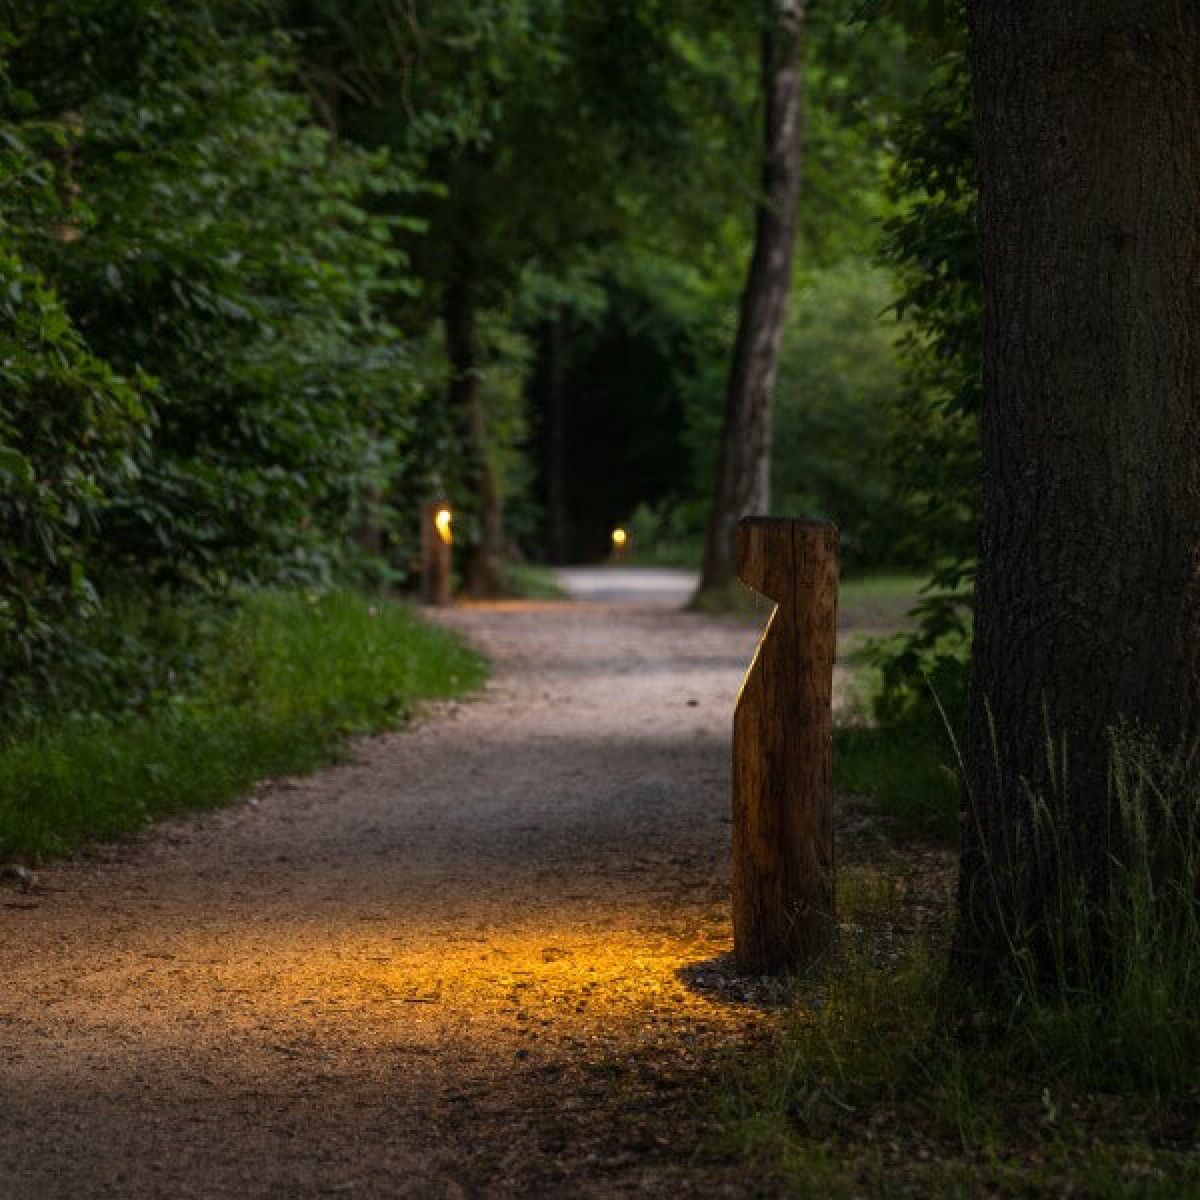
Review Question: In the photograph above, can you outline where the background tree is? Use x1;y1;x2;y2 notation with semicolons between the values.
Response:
958;0;1200;988
281;0;755;592
694;0;806;604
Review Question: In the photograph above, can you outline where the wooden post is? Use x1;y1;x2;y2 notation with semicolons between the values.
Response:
732;516;838;974
421;500;453;606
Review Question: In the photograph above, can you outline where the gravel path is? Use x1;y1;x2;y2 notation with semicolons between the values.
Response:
0;571;816;1198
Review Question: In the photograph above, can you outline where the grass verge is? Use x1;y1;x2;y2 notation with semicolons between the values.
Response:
833;717;959;841
838;572;924;635
691;571;924;630
833;574;959;842
0;588;486;860
504;563;568;600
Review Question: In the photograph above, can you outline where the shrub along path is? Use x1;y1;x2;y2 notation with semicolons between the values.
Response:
0;570;856;1198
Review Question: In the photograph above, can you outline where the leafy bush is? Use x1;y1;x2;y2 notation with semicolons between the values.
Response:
10;1;419;590
772;261;910;568
871;16;980;722
0;4;426;719
0;58;155;704
624;499;707;567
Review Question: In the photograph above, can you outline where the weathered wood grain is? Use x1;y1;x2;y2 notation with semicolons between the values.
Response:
732;516;838;974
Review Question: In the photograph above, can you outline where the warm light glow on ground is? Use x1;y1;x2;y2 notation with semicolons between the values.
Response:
0;593;791;1194
0;906;763;1075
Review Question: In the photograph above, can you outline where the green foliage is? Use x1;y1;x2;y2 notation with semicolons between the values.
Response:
834;717;959;842
830;573;961;840
16;1;417;587
624;500;706;568
0;589;486;859
276;1;759;577
474;314;539;547
772;262;910;567
538;278;697;559
619;262;914;573
0;3;424;717
865;603;971;731
880;48;978;570
871;2;980;722
0;56;155;696
577;6;930;573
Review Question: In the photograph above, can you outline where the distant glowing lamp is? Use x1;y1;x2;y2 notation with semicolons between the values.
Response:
422;500;453;606
611;527;628;549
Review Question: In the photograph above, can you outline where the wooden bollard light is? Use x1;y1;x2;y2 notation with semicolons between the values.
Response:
732;517;839;974
421;501;453;606
611;526;629;564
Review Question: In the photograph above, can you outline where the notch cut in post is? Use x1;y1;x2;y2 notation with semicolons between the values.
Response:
421;500;453;606
732;516;838;974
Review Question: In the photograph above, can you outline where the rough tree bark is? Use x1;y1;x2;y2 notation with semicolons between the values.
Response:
445;268;506;598
694;0;806;603
959;1;1200;985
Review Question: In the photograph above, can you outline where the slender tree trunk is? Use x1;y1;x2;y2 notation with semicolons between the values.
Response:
445;270;506;597
695;0;806;603
546;311;570;564
958;1;1200;987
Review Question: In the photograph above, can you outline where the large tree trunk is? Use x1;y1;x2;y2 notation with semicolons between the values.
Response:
958;1;1200;987
445;270;506;597
694;0;806;603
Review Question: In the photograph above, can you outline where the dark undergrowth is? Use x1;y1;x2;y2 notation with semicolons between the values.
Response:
0;589;486;860
717;715;1200;1197
833;715;959;841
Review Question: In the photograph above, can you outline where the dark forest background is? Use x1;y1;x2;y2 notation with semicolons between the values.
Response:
0;0;974;728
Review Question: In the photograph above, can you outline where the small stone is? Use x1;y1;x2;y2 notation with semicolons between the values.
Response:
0;865;37;893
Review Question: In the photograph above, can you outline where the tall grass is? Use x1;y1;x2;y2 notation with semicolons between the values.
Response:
0;589;486;859
967;732;1200;1091
718;730;1200;1194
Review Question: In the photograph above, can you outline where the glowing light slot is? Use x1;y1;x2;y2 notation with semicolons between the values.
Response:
435;507;453;545
611;527;628;548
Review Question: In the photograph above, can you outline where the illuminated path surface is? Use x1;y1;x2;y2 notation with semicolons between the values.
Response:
0;575;805;1198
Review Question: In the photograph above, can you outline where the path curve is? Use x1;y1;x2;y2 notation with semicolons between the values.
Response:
0;578;790;1198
